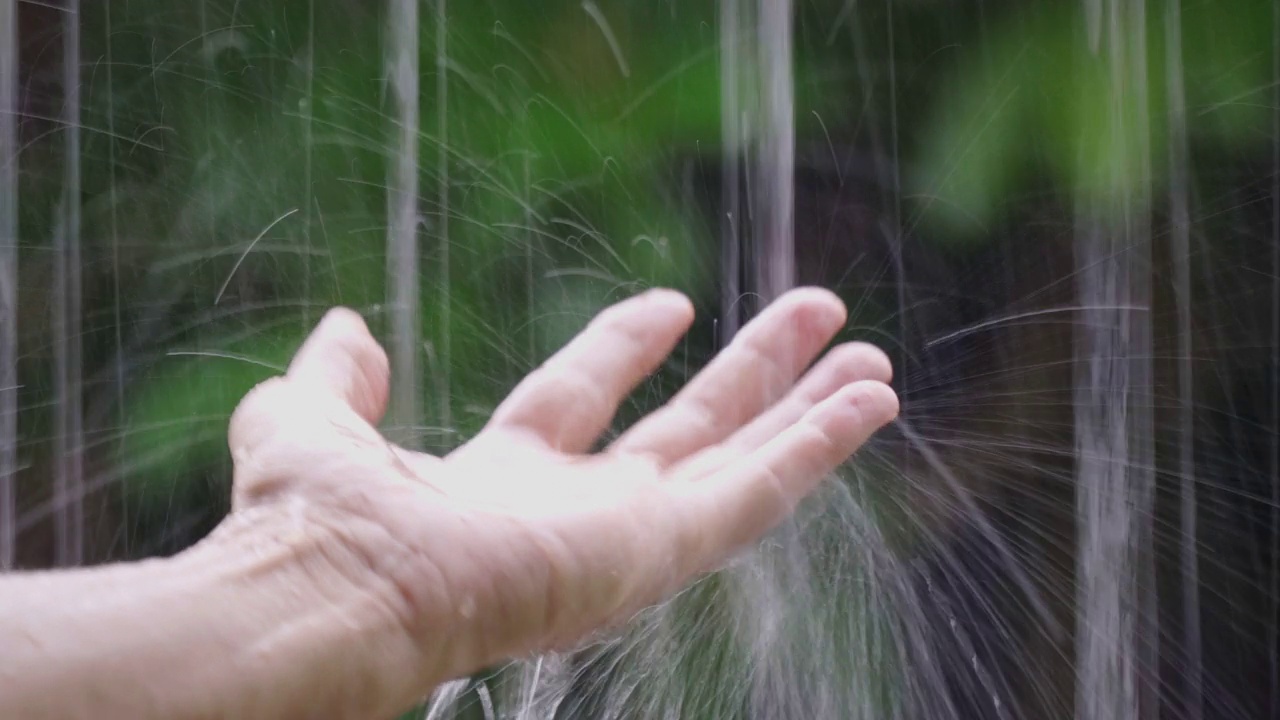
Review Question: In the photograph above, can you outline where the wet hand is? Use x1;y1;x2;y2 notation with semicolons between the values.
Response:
224;287;897;687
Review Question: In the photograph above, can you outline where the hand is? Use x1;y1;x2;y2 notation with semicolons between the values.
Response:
225;287;897;694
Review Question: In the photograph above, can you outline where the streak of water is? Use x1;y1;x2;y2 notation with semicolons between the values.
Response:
720;0;795;332
719;0;743;344
735;6;808;715
1164;1;1201;716
302;0;315;328
105;0;123;483
0;0;15;570
1074;2;1156;718
896;419;1060;642
1272;1;1280;714
386;0;422;449
751;0;794;306
53;0;85;568
435;0;451;446
845;4;910;433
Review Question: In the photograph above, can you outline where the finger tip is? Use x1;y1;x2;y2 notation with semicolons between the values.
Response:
322;309;389;373
646;287;696;325
783;287;848;334
816;380;899;434
825;342;894;384
865;347;894;384
319;306;373;337
291;307;391;424
849;380;900;426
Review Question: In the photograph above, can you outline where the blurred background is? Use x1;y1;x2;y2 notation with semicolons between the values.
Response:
2;0;1278;718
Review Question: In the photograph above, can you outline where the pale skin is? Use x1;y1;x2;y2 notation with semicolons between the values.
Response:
0;287;898;720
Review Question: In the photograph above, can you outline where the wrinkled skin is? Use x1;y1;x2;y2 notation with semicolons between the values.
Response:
226;287;898;685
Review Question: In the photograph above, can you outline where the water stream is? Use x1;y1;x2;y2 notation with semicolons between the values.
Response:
386;0;423;449
1073;2;1157;718
52;0;85;569
0;0;17;571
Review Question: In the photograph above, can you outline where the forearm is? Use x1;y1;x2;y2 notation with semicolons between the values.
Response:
0;506;436;720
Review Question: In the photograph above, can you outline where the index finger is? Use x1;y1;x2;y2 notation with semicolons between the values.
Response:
485;288;695;453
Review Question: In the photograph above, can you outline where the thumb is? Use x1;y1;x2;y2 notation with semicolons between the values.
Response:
286;307;391;426
226;309;390;509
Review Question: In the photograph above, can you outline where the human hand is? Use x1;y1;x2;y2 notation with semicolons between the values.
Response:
224;287;897;700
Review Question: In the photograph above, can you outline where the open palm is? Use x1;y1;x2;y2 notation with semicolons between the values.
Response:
225;287;897;686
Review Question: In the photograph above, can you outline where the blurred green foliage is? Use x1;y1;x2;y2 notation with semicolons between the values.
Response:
912;0;1272;239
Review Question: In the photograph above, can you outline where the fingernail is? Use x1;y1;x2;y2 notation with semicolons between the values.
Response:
848;381;899;423
646;288;694;313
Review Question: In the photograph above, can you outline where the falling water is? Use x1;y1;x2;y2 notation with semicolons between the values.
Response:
386;0;423;448
751;0;795;307
301;0;315;330
1073;1;1157;718
722;4;808;716
52;0;85;568
434;0;451;445
720;0;795;341
0;0;16;571
718;0;742;343
1164;1;1201;716
1272;4;1280;716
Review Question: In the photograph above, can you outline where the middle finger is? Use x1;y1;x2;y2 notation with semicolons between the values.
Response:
609;287;848;467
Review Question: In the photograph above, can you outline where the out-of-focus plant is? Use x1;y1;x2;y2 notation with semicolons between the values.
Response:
909;0;1272;240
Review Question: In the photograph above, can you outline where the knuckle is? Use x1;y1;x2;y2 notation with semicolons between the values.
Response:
738;333;796;399
675;395;726;438
545;365;613;424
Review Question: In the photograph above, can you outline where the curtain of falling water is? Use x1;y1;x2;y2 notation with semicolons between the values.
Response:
53;0;85;568
0;0;17;571
386;0;422;449
1074;0;1157;718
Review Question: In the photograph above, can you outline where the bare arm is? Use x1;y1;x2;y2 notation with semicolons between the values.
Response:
0;508;433;720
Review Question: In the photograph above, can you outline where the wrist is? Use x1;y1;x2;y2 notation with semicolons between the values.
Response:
177;502;444;719
0;503;435;720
